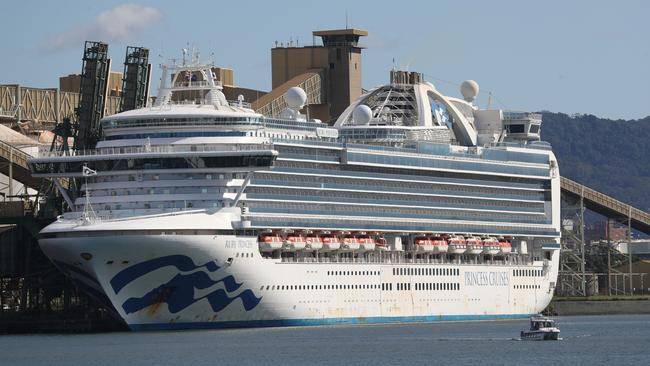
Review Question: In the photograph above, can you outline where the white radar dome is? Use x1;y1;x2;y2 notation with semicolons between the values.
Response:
460;80;479;103
284;87;307;109
353;104;373;124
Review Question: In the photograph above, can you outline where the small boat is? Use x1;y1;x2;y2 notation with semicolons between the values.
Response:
340;232;360;252
375;236;389;251
414;236;434;252
482;237;500;255
447;235;467;254
520;315;560;341
258;233;283;252
304;233;323;251
498;237;512;254
320;232;341;251
465;236;483;255
357;232;376;251
430;235;448;253
284;233;306;251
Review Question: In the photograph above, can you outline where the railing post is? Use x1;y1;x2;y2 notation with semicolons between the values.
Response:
607;218;612;296
580;185;586;296
628;207;633;295
8;147;13;201
16;84;21;124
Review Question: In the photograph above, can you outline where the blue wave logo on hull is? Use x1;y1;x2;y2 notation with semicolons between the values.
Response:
110;255;261;315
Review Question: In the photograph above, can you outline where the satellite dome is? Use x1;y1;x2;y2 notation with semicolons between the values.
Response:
284;87;307;109
460;80;479;103
352;104;373;124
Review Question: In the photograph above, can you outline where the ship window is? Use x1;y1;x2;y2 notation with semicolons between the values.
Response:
530;124;540;134
507;124;525;133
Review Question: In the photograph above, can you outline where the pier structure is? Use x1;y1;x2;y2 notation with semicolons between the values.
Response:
558;177;650;296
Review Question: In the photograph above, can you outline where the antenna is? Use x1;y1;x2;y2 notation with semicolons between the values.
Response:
81;164;98;224
182;46;188;65
487;92;493;109
345;11;349;29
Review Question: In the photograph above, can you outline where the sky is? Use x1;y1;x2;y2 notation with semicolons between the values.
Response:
2;0;649;120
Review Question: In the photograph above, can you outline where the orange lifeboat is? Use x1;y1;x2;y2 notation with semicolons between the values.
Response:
303;231;323;251
448;235;467;254
375;236;389;251
482;237;500;255
258;233;283;252
284;233;306;251
320;232;341;251
341;232;360;251
466;236;483;255
357;232;376;251
430;235;449;253
414;236;434;252
498;237;512;254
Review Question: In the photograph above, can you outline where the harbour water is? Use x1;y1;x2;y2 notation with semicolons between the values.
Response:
1;314;648;365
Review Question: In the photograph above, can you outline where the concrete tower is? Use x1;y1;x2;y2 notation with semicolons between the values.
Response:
271;28;367;123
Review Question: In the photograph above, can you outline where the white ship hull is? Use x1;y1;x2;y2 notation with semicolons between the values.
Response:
40;212;559;331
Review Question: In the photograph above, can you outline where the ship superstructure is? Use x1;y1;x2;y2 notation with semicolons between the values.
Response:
29;56;561;330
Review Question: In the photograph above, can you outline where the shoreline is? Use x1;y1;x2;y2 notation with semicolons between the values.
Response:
546;296;650;316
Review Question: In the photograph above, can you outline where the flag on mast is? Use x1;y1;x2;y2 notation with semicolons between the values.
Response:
82;166;97;177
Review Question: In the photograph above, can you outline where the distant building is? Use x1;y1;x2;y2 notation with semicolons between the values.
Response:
586;220;630;241
59;71;123;97
615;240;650;257
271;28;367;122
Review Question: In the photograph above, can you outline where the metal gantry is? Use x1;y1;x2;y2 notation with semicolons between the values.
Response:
119;46;151;113
74;41;110;151
559;177;646;297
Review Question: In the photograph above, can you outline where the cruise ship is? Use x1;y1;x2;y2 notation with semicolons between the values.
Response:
29;53;561;330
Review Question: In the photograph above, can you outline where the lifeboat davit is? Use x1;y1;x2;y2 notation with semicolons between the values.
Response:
466;236;484;255
447;235;467;254
284;233;306;251
258;233;283;252
320;231;341;251
482;237;500;255
414;236;434;252
357;232;376;251
430;235;449;253
340;232;360;252
499;238;512;254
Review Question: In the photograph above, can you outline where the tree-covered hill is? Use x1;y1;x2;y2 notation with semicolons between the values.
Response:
540;112;650;211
